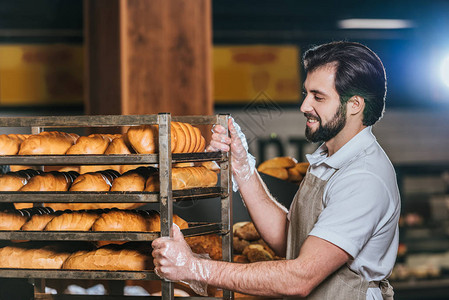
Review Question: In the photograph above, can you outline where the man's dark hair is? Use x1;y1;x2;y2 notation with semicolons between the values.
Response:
303;41;387;126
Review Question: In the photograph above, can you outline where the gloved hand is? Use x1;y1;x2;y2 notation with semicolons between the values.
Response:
152;224;210;296
207;117;256;192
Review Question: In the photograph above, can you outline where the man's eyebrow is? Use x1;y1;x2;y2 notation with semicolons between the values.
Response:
305;88;330;97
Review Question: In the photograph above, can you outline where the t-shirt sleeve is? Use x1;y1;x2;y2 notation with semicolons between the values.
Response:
308;171;391;258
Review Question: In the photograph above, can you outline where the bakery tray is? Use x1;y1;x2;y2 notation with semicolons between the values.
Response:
0;151;225;165
0;114;218;128
0;223;223;241
0;187;225;203
0;268;157;280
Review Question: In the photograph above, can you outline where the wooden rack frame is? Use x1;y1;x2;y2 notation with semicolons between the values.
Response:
0;113;233;300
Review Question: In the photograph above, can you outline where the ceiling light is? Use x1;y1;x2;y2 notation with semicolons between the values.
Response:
441;55;449;88
338;19;415;29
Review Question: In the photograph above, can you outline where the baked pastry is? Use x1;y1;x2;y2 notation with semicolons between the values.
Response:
69;170;119;192
0;211;29;230
19;171;77;192
144;166;218;192
44;210;102;231
0;244;72;269
18;131;79;155
110;167;157;192
258;167;289;180
66;134;112;155
0;170;37;191
92;210;160;232
21;213;58;231
185;234;222;261
233;222;260;241
127;125;159;154
62;243;154;271
0;134;29;155
258;157;298;170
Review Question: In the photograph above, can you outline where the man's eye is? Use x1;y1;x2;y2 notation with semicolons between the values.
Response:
314;95;324;101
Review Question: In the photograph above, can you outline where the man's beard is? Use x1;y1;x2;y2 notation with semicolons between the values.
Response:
305;104;347;143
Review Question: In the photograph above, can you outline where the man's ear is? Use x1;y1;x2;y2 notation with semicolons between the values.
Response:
347;96;365;115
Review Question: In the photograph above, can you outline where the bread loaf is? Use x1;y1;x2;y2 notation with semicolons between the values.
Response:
69;170;119;192
18;131;78;155
44;210;102;231
104;136;134;173
127;125;158;154
19;171;76;192
0;244;72;269
144;166;218;192
21;213;57;231
0;211;29;230
0;134;29;155
0;171;34;191
110;167;157;192
62;243;154;271
92;210;160;232
258;156;298;170
66;134;112;155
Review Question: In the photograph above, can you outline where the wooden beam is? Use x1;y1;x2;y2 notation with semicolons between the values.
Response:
84;0;212;117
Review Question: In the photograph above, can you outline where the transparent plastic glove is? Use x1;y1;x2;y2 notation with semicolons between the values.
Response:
152;224;210;296
207;117;256;192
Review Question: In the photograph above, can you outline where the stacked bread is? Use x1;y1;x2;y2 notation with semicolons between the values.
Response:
0;166;217;211
232;222;284;263
0;121;207;174
0;208;187;233
0;241;153;271
257;157;309;184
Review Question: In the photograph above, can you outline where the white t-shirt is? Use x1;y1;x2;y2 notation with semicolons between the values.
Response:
305;126;400;300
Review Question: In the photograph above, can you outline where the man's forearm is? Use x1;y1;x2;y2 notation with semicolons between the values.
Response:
198;258;308;297
236;171;289;255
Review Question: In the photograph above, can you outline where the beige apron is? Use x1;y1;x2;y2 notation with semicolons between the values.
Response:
286;171;394;300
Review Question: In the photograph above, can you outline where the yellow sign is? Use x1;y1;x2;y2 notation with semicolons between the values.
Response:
213;45;300;103
0;44;83;106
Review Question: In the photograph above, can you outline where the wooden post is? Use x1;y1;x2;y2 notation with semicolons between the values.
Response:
84;0;213;117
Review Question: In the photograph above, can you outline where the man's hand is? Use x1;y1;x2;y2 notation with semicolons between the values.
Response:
207;117;256;190
152;224;209;283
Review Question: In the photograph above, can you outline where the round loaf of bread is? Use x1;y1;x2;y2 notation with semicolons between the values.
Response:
18;131;79;155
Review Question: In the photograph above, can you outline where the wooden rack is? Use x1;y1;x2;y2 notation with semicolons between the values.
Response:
0;113;233;300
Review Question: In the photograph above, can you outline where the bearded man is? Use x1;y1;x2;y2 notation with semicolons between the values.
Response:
152;41;400;300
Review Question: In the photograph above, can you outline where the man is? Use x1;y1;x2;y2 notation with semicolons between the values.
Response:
152;41;400;299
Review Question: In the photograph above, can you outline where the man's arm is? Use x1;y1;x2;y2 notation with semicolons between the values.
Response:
152;228;350;298
235;171;289;256
210;119;289;255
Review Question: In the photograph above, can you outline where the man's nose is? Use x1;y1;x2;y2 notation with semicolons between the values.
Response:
300;95;312;113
